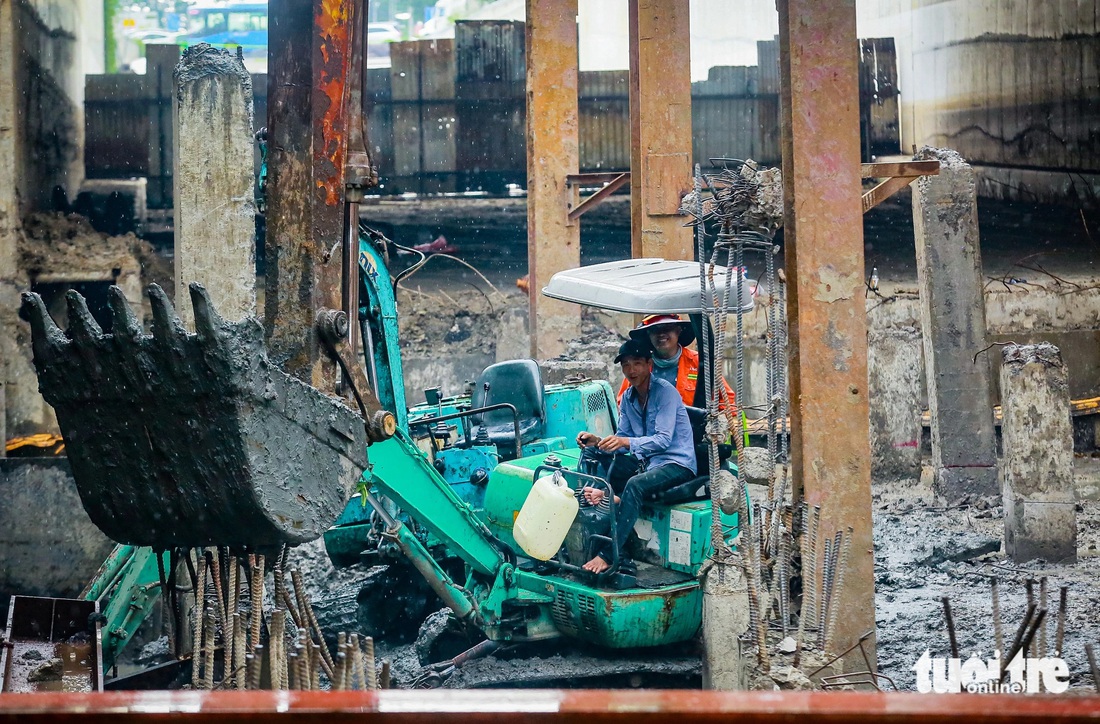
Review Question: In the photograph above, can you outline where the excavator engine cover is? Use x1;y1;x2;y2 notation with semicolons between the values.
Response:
20;283;367;549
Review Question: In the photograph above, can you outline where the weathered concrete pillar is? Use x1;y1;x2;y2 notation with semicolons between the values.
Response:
868;324;924;480
701;560;750;690
912;147;999;499
526;0;581;358
0;0;41;439
1000;343;1077;563
628;0;693;261
172;44;257;329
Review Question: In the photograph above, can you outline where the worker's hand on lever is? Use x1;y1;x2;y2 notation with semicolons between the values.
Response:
582;487;620;507
597;435;630;453
576;431;600;447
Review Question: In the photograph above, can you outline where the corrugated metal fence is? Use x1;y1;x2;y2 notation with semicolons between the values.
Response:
84;25;898;201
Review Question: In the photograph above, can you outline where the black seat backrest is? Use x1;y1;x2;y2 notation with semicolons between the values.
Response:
471;359;545;430
685;406;706;446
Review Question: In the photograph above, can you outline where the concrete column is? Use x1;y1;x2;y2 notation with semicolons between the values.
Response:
868;325;924;480
1001;343;1077;563
912;147;999;499
777;0;876;666
0;0;37;439
173;44;257;328
525;0;581;359
628;0;692;261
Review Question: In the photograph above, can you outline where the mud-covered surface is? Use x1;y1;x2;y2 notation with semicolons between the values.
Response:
873;467;1100;691
395;285;522;359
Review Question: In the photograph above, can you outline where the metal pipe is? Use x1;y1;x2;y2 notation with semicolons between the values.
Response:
413;403;524;459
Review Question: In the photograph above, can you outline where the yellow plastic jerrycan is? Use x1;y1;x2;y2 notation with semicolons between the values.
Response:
513;470;580;560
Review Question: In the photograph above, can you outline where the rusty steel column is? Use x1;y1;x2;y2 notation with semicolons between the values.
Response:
265;0;354;390
777;0;876;666
525;0;580;359
628;0;692;261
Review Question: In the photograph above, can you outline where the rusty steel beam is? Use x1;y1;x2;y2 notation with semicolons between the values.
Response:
568;173;630;221
628;0;692;261
526;0;581;358
265;0;355;391
3;690;1100;722
860;161;940;179
777;0;876;669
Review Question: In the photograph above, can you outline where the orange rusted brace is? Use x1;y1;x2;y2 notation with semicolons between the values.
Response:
568;172;630;221
860;160;941;213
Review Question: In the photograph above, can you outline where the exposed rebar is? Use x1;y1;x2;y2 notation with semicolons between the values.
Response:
777;524;791;636
941;596;959;660
232;612;246;689
991;579;1003;656
364;635;377;689
202;606;216;690
805;505;821;639
1055;586;1068;657
191;551;207;689
1086;643;1100;694
249;554;265;653
1039;577;1048;658
379;659;391;689
824;528;852;656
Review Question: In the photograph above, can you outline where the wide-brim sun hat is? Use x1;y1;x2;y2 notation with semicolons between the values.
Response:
628;314;696;348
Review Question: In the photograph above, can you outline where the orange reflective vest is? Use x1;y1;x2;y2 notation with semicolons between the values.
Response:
616;346;734;408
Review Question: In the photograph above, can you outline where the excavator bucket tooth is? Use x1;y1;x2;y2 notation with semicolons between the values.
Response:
19;287;367;549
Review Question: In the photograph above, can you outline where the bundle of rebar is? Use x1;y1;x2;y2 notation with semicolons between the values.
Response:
165;547;388;691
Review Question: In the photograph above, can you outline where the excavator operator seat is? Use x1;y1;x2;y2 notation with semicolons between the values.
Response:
646;405;731;506
470;359;545;453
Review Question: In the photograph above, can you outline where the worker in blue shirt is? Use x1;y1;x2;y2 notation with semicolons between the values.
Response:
575;338;697;574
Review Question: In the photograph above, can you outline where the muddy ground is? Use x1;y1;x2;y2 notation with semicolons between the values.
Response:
279;198;1100;691
283;464;1100;691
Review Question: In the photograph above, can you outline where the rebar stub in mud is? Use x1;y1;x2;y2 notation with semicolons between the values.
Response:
19;282;368;549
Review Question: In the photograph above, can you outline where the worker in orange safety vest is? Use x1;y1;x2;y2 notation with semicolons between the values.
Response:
615;314;734;409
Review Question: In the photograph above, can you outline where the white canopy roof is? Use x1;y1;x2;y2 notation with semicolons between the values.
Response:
541;258;756;315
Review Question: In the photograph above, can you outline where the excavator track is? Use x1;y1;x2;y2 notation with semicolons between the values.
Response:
19;283;367;549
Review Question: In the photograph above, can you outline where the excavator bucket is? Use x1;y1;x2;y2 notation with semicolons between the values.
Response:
19;283;367;549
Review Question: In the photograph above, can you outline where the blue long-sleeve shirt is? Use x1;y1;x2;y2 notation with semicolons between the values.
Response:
617;377;697;474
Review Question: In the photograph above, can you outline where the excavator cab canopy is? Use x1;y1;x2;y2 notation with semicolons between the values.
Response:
541;258;756;315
